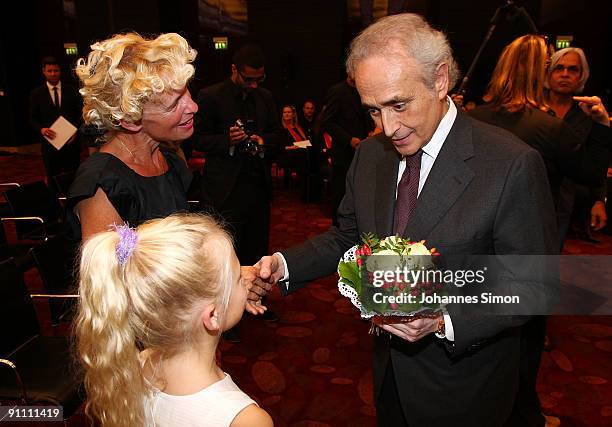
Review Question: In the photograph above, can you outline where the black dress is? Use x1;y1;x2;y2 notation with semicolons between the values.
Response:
66;148;192;241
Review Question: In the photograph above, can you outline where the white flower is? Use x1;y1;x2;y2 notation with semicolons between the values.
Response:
405;242;430;256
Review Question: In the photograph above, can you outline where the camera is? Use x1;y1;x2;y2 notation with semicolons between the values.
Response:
236;119;260;154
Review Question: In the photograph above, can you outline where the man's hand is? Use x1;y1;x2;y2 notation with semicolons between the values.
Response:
573;96;610;127
244;254;286;314
41;127;56;139
247;134;265;156
241;265;270;315
350;137;361;149
256;253;286;284
374;315;441;342
590;200;607;231
229;125;247;146
251;134;264;146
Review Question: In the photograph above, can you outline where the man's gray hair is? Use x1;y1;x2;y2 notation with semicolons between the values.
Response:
346;13;460;90
546;47;590;93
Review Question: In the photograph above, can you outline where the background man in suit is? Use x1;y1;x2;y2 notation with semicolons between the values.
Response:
321;77;373;225
29;56;82;187
253;13;558;427
195;44;284;336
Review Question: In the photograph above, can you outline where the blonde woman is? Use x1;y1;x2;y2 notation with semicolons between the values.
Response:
66;33;198;241
469;34;609;427
281;105;307;145
470;34;607;201
75;213;273;427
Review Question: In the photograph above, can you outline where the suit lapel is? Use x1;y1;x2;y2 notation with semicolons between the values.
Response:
404;112;475;239
375;139;400;236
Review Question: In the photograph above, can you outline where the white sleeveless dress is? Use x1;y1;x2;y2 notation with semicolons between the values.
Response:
143;373;257;427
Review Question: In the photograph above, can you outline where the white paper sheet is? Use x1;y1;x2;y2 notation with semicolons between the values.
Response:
44;116;77;150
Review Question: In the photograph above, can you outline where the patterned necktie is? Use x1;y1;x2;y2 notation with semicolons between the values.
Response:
393;150;423;235
53;86;59;109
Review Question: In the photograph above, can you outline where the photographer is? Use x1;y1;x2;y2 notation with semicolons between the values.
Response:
195;43;284;338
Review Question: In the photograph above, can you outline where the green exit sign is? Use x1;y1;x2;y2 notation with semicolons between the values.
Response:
555;35;573;50
213;37;228;51
64;42;78;56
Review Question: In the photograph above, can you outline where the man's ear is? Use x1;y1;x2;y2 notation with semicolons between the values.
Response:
119;120;143;132
434;63;450;101
201;303;221;332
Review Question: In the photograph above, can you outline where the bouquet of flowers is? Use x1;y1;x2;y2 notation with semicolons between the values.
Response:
337;233;445;325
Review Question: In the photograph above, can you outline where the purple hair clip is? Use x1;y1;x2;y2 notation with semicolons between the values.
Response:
113;223;138;266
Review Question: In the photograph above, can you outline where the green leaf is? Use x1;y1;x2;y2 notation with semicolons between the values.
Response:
338;261;361;295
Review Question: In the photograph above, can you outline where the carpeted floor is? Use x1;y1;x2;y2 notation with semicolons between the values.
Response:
1;150;611;427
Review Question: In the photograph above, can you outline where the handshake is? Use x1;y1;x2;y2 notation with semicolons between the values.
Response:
241;253;286;315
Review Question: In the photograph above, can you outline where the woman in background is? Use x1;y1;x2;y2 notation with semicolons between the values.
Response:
469;34;609;427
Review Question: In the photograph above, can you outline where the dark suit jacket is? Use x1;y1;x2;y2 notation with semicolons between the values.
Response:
281;111;558;426
195;79;284;207
470;105;609;207
29;82;82;149
321;80;373;171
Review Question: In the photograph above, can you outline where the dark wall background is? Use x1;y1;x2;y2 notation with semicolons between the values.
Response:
1;0;609;146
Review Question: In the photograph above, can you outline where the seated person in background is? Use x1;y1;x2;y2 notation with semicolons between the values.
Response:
544;47;611;242
298;99;317;140
74;213;272;427
66;32;198;241
279;104;310;188
281;104;308;146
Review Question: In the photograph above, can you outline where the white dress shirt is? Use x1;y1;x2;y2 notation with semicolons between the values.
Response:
46;81;62;107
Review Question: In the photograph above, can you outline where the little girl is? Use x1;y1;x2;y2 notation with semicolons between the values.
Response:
75;213;272;427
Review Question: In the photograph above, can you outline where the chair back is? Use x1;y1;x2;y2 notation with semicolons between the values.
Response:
0;258;39;357
30;235;77;294
4;181;62;240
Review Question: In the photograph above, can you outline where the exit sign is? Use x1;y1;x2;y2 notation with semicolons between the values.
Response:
555;35;573;50
213;37;228;50
64;42;78;56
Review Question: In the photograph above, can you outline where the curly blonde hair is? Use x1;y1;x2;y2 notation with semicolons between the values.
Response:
74;213;236;427
483;34;549;113
75;32;197;140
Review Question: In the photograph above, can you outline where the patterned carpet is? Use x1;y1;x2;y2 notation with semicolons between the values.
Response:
1;149;611;427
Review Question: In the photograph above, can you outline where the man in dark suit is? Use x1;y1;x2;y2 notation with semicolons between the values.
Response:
252;14;558;427
196;44;284;265
321;77;373;225
195;44;284;335
29;56;82;185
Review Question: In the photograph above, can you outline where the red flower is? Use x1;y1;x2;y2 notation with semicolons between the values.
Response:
362;244;372;256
